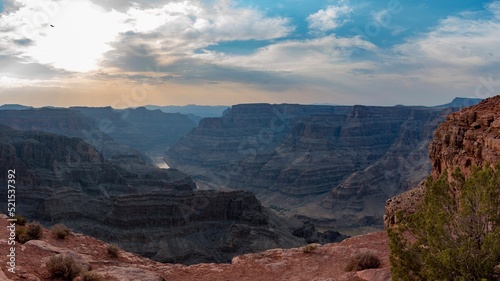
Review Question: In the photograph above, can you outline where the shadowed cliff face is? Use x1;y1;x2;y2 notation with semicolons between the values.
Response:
0;125;306;264
72;106;197;156
385;95;500;229
165;103;455;229
0;107;197;164
0;108;147;165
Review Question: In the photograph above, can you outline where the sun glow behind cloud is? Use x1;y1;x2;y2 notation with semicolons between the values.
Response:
0;0;499;106
2;0;127;72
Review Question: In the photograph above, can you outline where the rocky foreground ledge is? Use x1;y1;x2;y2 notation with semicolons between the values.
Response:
0;215;390;281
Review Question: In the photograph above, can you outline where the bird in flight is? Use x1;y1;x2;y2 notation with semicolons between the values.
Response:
50;24;55;27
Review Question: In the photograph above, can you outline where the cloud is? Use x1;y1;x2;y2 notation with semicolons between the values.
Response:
307;4;352;32
200;35;376;73
87;0;175;12
0;55;70;80
0;0;24;14
393;4;500;69
489;1;500;18
367;1;500;99
12;38;33;46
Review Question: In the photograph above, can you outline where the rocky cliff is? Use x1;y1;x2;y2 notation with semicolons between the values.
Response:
385;95;500;228
165;103;458;229
0;125;307;264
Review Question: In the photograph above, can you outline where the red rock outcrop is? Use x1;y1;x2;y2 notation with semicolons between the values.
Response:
429;96;500;178
385;95;500;228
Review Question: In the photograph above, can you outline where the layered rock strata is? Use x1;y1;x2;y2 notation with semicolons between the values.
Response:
165;103;457;229
0;125;305;264
385;96;500;228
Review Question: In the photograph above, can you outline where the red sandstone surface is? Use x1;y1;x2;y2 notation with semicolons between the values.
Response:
0;215;390;281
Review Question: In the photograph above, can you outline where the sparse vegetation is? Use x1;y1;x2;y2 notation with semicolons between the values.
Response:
302;243;319;253
388;164;500;280
45;254;82;280
344;251;381;272
13;214;27;225
106;244;120;258
26;221;43;240
80;271;104;281
52;224;71;239
15;227;29;243
15;221;43;243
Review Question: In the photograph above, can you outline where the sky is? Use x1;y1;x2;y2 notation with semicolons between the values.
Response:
0;0;499;107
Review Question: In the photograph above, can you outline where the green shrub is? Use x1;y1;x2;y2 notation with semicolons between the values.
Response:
52;224;71;239
106;244;120;258
26;221;43;240
302;243;319;253
80;271;104;281
345;251;381;272
388;164;500;280
45;254;82;280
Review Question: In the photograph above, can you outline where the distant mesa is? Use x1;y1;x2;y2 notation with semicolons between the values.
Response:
143;105;230;124
434;97;483;108
0;104;33;110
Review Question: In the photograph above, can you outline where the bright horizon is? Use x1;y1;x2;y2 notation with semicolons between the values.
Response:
1;0;499;107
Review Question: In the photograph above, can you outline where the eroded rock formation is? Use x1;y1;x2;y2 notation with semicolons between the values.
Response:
165;103;457;229
385;96;500;228
0;125;305;264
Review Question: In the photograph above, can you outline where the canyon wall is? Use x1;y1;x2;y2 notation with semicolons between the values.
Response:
0;125;306;264
165;103;457;229
385;96;500;228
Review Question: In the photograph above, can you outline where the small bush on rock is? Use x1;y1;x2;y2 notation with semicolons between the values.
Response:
27;221;43;240
15;227;29;243
80;271;104;281
345;251;381;272
302;243;319;253
46;254;82;280
106;244;120;258
52;224;71;239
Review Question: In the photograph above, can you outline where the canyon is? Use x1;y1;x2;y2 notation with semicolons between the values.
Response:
0;98;483;268
0;124;312;264
165;102;475;230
